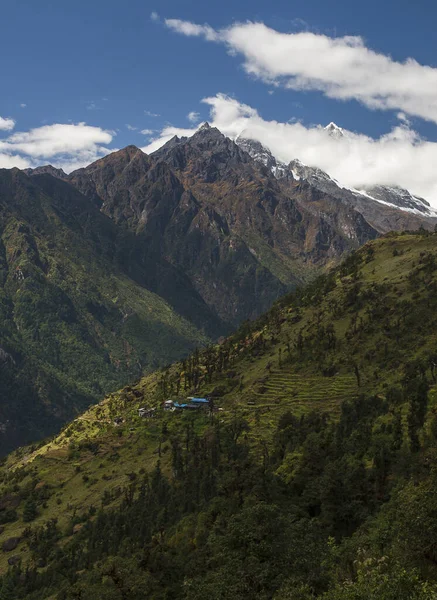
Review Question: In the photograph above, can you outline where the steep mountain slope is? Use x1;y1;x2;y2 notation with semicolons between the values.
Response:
289;158;437;233
0;168;209;453
26;125;433;333
152;123;378;264
64;125;378;327
10;125;433;456
66;142;288;326
237;135;437;234
23;165;68;180
2;231;437;598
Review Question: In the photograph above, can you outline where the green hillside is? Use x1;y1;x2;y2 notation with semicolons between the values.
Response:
1;231;437;598
0;169;209;454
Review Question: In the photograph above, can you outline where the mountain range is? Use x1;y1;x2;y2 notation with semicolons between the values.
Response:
1;121;436;452
236;123;437;233
33;122;437;316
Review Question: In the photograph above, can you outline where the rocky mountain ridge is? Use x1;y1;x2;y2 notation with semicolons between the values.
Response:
62;124;379;326
235;132;437;233
24;122;436;326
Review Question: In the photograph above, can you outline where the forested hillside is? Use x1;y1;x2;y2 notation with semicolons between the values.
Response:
0;169;210;454
0;231;437;598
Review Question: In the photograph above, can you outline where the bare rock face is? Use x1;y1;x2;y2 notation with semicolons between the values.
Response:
284;157;437;234
24;165;67;179
72;523;83;534
0;347;14;365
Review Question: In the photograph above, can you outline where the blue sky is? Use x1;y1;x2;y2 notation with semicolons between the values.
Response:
2;0;437;202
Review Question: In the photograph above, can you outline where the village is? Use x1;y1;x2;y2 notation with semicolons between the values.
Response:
138;396;217;419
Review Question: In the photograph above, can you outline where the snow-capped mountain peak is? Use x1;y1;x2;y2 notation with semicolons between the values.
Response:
288;158;341;187
198;121;211;132
353;185;437;217
235;135;289;178
234;131;437;226
324;122;346;139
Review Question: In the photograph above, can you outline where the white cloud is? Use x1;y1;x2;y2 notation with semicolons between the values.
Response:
187;111;200;123
144;110;160;117
143;93;437;206
0;153;31;169
140;129;154;135
0;122;114;173
1;123;113;158
0;117;16;131
397;111;412;127
150;11;159;22
164;18;437;125
142;125;197;154
165;18;221;42
20;103;27;109
126;124;137;131
53;148;115;173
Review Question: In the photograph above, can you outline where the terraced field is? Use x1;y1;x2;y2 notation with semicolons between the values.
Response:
249;369;359;415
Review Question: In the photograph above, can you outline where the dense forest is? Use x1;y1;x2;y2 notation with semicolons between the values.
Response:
1;230;437;598
3;396;437;600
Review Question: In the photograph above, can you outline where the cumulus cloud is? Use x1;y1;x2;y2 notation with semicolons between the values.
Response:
150;11;159;22
140;129;154;135
0;117;16;131
0;153;31;169
19;103;27;109
0;122;114;173
143;93;437;206
144;110;160;117
164;18;437;125
187;111;200;123
126;124;137;131
1;123;113;158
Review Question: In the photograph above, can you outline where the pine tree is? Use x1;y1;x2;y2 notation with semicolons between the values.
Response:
0;576;15;600
23;495;38;522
